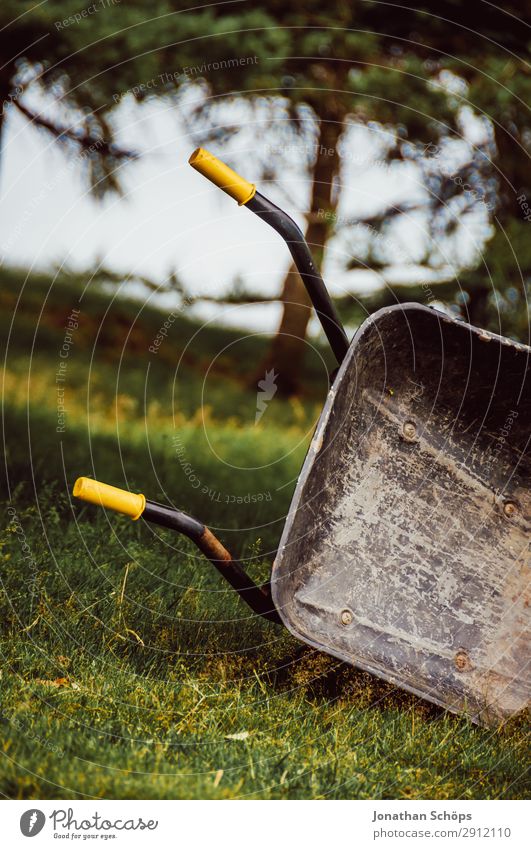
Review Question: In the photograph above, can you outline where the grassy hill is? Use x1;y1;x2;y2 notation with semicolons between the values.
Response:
0;268;528;799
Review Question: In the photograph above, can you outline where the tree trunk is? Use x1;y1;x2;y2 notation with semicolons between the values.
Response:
493;125;531;220
466;286;490;329
260;117;344;395
0;66;14;193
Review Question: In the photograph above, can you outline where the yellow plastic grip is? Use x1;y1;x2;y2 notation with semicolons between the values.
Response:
189;147;256;205
73;477;146;520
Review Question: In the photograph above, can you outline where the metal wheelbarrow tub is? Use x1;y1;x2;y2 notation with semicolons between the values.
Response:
272;303;530;724
72;150;530;725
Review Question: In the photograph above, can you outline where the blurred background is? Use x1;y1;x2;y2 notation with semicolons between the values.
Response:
0;1;529;799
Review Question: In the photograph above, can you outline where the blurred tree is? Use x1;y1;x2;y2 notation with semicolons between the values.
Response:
1;1;529;387
0;0;174;194
169;0;530;381
169;1;459;391
0;1;283;193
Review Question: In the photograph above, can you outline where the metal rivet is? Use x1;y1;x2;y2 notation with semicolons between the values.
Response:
454;650;470;672
340;609;353;626
503;501;517;519
402;420;417;441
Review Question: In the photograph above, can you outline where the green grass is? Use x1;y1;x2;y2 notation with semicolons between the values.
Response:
0;269;529;799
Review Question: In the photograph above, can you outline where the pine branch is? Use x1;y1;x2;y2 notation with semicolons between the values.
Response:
14;99;137;161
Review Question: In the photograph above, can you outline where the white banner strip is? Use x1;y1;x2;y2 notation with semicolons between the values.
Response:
1;799;528;848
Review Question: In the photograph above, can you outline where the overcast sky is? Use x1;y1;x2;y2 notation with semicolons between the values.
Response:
0;92;486;333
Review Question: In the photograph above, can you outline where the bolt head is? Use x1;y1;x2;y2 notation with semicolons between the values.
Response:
503;500;517;519
454;650;470;671
402;421;417;441
341;609;353;626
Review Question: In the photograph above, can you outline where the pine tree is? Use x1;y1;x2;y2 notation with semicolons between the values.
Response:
1;1;529;384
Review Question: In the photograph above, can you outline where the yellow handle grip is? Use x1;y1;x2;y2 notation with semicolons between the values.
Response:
189;147;256;205
73;477;145;520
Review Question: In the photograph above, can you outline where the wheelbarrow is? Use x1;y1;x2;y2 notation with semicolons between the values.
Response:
73;149;530;725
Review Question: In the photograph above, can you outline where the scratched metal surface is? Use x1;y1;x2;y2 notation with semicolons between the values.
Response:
271;304;530;724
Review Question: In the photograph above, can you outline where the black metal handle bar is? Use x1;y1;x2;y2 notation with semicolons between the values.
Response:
246;192;349;365
73;477;281;624
189;147;350;366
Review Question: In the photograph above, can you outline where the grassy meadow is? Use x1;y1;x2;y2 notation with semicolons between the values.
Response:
0;269;528;799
